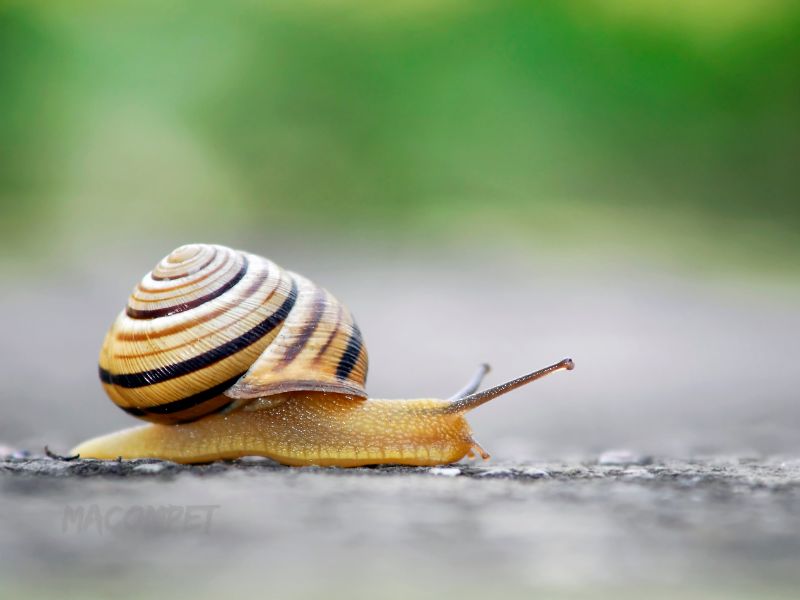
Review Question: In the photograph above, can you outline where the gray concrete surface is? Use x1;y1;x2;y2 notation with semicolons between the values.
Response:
2;454;799;599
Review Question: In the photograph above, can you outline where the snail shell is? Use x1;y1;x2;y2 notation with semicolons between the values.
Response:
98;244;368;424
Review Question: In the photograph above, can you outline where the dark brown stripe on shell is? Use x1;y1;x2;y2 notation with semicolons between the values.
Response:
174;397;237;424
277;286;327;368
114;267;277;348
99;366;113;384
136;250;232;294
336;324;363;380
101;277;298;388
127;256;249;319
151;247;218;281
314;300;342;362
117;373;243;418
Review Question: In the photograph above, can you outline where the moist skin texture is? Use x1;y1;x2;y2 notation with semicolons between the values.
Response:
72;392;479;467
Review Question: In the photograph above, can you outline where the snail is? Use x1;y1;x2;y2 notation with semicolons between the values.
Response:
73;244;574;467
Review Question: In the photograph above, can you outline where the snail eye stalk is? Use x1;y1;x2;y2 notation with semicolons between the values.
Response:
443;358;574;414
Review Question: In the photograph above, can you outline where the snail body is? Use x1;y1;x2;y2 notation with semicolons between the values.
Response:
73;244;573;466
74;393;474;466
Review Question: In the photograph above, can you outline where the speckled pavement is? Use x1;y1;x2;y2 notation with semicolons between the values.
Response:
1;454;799;599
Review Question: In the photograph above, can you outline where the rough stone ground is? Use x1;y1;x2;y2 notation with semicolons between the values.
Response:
1;454;799;599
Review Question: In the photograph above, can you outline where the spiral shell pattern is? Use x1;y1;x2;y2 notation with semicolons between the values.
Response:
98;244;369;424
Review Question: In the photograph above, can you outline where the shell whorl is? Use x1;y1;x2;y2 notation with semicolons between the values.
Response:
98;244;369;424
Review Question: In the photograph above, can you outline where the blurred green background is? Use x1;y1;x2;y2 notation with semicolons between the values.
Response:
1;0;799;274
2;4;800;599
